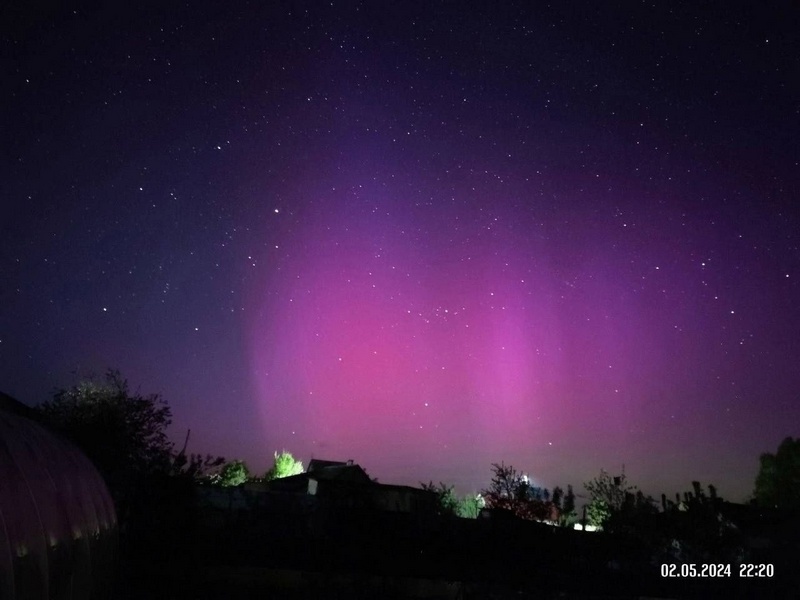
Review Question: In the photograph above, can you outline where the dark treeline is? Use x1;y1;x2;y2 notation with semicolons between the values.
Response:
25;371;800;598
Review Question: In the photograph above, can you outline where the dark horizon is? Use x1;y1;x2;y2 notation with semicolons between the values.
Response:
2;1;798;503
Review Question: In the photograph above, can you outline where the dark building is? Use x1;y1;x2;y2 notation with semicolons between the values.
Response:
266;458;437;514
0;392;117;600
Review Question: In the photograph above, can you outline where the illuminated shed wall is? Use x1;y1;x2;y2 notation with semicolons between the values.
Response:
0;394;117;600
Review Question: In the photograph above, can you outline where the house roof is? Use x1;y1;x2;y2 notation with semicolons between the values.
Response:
265;460;373;492
306;458;373;483
308;458;353;472
312;463;372;483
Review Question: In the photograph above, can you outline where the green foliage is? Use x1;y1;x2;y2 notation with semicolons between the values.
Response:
265;450;304;480
754;437;800;509
421;481;460;516
587;499;611;527
584;468;634;514
584;468;648;530
456;493;485;518
420;482;484;518
214;459;250;487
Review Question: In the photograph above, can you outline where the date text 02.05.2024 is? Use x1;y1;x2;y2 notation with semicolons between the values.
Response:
661;564;775;578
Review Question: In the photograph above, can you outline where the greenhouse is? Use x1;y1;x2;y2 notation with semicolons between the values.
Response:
0;393;117;599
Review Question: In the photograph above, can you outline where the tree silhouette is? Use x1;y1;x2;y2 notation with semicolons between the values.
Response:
482;463;555;521
561;484;577;526
420;481;460;516
583;468;660;532
37;370;173;490
754;436;800;509
584;468;637;528
485;462;524;499
36;370;224;531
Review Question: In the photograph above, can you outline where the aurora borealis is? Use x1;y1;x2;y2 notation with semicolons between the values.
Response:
2;1;798;500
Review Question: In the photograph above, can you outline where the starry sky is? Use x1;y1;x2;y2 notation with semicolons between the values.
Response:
2;1;798;501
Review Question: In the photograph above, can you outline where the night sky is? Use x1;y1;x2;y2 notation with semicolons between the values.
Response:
2;1;798;502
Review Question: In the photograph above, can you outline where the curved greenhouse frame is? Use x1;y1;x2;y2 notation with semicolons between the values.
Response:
0;393;117;599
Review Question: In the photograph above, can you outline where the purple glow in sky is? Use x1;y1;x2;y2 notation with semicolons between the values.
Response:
243;144;797;497
2;1;798;501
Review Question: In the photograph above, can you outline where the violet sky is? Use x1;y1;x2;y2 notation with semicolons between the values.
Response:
2;1;798;501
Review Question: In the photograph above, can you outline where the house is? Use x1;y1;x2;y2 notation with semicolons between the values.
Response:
265;458;437;515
